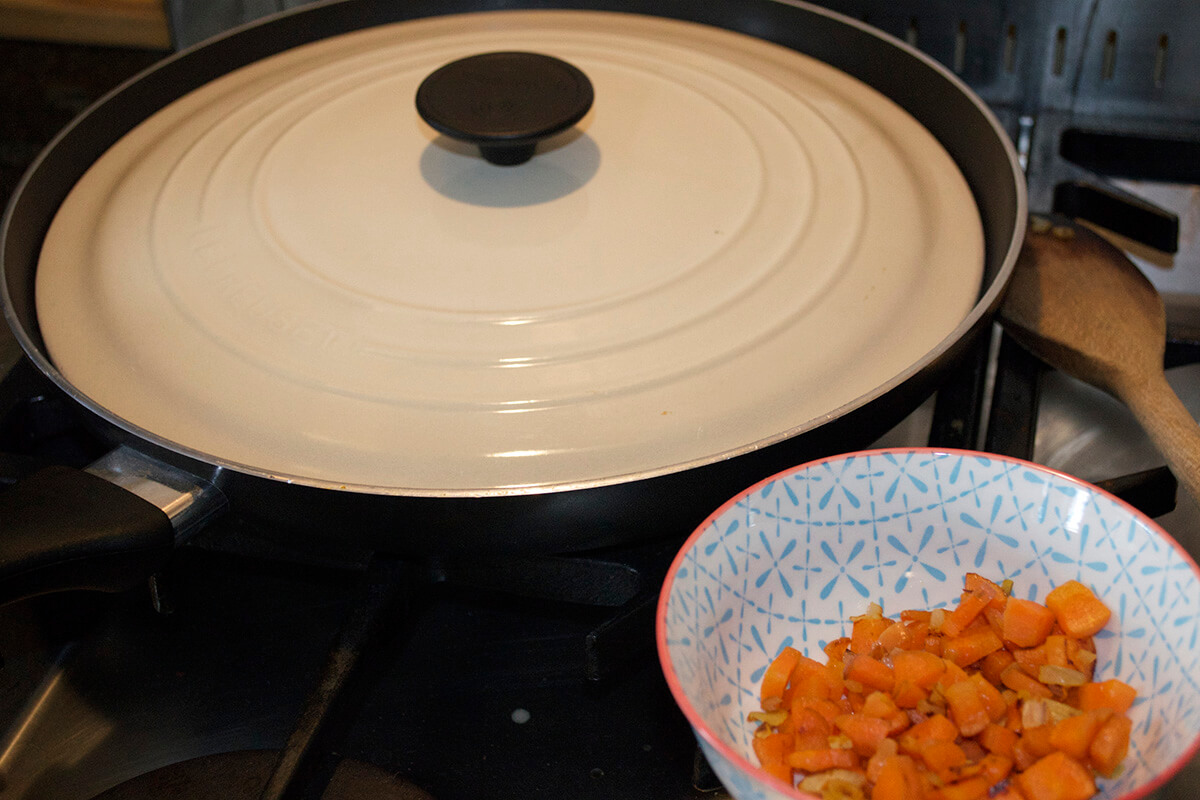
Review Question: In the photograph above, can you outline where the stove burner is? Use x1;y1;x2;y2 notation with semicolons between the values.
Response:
90;751;434;800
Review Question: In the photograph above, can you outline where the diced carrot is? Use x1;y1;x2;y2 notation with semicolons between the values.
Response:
1088;712;1132;778
794;703;832;729
797;696;845;726
1005;700;1024;733
965;573;1009;609
1044;581;1111;639
1000;663;1053;698
867;738;898;783
991;784;1029;800
935;776;990;800
1015;751;1096;800
892;679;928;709
836;713;892;756
922;740;968;784
885;709;911;736
862;690;900;718
1013;646;1048;675
879;618;931;651
824;658;847;698
911;713;961;742
757;760;792;784
872;754;923;800
941;592;990;638
943;678;991;737
893;649;946;689
791;704;833;749
752;730;791;759
1014;725;1056;771
902;609;934;623
876;620;905;652
846;653;896;692
1049;708;1113;762
1076;678;1137;714
1042;635;1069;667
761;646;801;702
941;658;972;685
943;626;1005;668
969;672;1008;722
1003;597;1057;648
980;649;1016;686
1065;637;1096;678
752;731;794;782
964;613;995;635
1022;724;1056;757
792;653;841;702
900;713;959;756
853;616;895;656
1014;637;1071;679
795;731;830;752
979;723;1020;758
787;747;860;772
976;752;1014;787
968;739;992;766
1014;739;1040;771
824;636;852;663
984;606;1007;638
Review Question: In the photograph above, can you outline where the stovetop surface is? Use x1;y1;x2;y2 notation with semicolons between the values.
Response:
4;23;1200;800
0;546;712;800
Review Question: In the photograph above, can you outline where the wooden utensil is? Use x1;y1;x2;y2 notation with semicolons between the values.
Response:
999;215;1200;505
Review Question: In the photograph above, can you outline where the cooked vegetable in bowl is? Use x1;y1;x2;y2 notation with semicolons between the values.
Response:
656;449;1200;800
750;575;1132;799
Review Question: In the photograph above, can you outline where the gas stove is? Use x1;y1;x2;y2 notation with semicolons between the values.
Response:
3;2;1200;798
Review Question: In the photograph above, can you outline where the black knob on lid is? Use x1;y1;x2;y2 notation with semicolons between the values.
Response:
416;51;594;166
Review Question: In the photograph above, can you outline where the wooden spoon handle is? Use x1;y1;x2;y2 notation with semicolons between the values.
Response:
1118;370;1200;507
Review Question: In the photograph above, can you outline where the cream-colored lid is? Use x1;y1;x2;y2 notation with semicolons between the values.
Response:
35;10;984;493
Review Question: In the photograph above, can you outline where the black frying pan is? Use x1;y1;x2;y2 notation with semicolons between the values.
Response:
0;0;1025;602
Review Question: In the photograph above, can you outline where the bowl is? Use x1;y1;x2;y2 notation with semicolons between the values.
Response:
657;448;1200;800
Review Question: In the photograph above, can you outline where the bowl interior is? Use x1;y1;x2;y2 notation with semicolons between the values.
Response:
659;449;1200;799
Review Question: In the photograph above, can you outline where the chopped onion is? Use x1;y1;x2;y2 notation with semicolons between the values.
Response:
1039;664;1088;687
828;734;854;750
747;709;789;727
850;602;884;622
799;769;867;800
1022;698;1046;728
916;697;946;716
1022;697;1081;728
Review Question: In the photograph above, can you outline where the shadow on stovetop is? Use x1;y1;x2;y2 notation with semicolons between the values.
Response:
0;544;717;800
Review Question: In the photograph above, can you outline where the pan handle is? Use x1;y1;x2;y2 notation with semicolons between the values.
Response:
0;447;225;605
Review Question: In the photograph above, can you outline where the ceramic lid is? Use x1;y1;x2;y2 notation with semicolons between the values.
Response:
34;10;984;493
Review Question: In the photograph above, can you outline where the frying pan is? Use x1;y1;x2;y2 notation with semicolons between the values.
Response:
0;0;1026;600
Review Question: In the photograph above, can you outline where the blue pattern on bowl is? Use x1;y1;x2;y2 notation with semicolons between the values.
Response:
659;449;1200;799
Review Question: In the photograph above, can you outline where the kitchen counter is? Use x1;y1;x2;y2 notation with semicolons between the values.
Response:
0;0;169;48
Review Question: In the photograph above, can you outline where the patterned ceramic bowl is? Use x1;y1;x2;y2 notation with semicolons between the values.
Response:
657;448;1200;800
